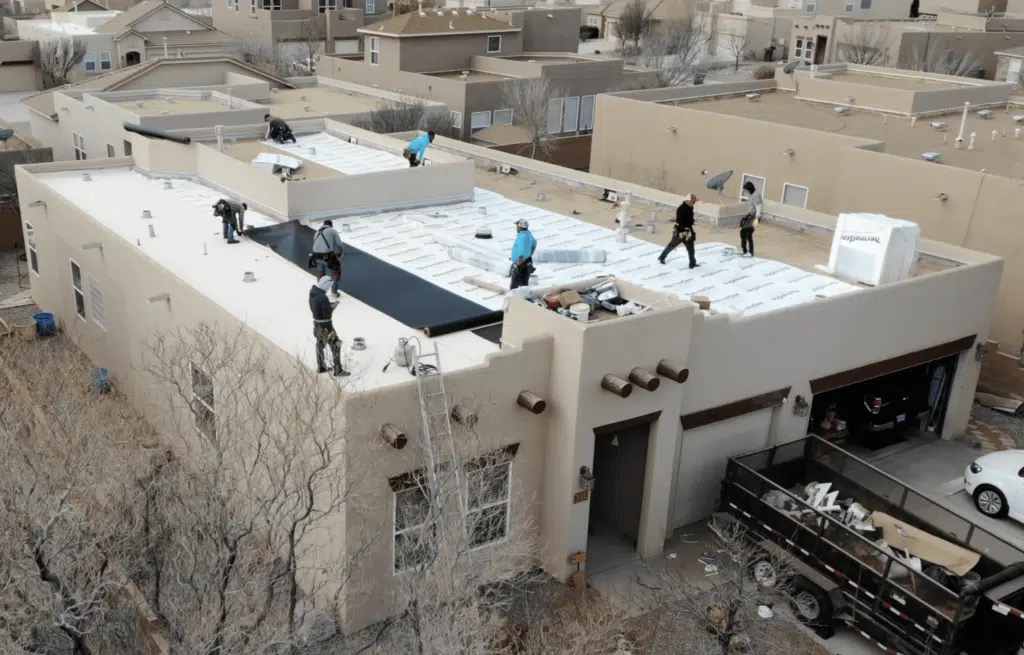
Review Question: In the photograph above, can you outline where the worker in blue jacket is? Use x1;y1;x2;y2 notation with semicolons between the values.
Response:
403;131;435;167
510;219;537;290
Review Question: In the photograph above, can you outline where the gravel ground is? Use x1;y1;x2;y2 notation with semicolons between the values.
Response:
972;401;1024;447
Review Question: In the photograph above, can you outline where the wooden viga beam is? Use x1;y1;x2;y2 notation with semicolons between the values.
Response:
601;374;633;398
629;367;660;392
516;390;547;414
656;360;689;384
380;423;407;450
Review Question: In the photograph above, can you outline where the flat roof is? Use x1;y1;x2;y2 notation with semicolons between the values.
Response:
33;167;498;389
268;87;384;119
427;70;519;82
500;55;592;65
682;91;1024;177
221;140;343;180
113;97;230;115
269;134;869;316
823;70;966;91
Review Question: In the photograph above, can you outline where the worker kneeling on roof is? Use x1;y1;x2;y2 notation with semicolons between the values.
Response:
212;198;247;245
265;113;296;144
403;131;434;168
510;219;537;290
310;220;344;301
309;276;349;378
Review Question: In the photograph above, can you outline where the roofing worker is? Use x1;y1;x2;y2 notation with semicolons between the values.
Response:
658;193;699;269
264;113;296;144
311;220;344;300
403;131;435;168
739;181;762;257
510;218;537;290
309;276;349;377
212;198;247;245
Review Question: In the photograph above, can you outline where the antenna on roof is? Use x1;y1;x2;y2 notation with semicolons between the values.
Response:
702;169;733;202
783;60;800;75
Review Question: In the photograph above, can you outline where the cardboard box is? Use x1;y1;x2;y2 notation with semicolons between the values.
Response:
559;290;582;308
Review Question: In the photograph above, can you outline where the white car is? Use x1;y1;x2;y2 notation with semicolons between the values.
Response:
964;449;1024;521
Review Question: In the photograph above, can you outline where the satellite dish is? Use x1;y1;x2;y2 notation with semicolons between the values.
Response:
703;169;733;201
783;60;801;75
0;128;14;150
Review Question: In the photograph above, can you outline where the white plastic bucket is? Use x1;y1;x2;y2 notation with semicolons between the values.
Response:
569;303;590;323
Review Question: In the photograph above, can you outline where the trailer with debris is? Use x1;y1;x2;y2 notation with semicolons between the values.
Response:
718;435;1024;655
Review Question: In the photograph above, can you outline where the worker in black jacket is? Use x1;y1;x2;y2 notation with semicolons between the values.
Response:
265;113;297;144
309;277;349;377
658;193;699;269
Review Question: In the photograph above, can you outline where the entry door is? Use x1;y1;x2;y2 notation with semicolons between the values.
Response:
814;36;828;65
672;409;773;528
1009;58;1022;85
590;423;651;545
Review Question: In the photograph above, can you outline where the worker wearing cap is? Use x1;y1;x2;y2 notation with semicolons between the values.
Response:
658;193;699;269
510;219;537;290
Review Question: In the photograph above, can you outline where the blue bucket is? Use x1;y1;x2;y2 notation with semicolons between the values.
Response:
89;368;110;393
33;312;56;337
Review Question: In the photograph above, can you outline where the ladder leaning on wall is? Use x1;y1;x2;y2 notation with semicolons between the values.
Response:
414;344;465;517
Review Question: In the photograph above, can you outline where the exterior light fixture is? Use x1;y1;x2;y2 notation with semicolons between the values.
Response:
147;293;170;304
783;148;795;157
793;394;810;417
976;343;989;362
579;466;596;491
81;242;103;252
935;192;949;202
28;200;46;208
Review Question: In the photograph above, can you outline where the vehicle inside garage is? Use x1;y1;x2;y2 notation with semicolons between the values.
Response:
809;353;960;450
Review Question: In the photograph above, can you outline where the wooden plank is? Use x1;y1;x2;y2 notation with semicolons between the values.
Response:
0;289;33;310
680;388;791;431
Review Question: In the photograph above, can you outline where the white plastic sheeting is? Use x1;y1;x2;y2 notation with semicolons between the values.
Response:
533;249;608;264
828;213;920;287
448;246;512;276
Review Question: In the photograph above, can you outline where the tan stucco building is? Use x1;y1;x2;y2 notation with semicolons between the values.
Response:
15;112;1003;633
317;7;657;138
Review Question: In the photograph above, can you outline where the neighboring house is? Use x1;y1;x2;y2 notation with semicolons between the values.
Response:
22;55;294;160
793;9;1024;77
0;40;41;91
921;0;1006;15
994;45;1024;84
0;118;51;248
15;113;999;640
585;0;694;42
318;7;657;139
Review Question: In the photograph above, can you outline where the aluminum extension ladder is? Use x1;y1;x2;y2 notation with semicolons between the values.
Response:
414;344;465;516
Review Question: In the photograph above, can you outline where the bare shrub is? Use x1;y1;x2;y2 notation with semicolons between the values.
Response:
502;77;560;158
752;65;776;80
39;38;86;88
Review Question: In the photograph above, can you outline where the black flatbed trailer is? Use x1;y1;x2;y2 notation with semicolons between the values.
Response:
719;435;1024;655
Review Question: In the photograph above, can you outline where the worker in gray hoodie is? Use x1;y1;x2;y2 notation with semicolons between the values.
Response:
311;220;344;299
739;181;762;257
309;276;348;377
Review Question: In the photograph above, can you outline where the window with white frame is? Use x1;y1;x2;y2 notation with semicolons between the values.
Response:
579;95;595;133
547;97;563;134
25;222;38;274
782;182;809;209
318;0;336;13
251;0;256;13
805;0;816;11
106;143;115;158
450;110;462;136
844;0;854;11
466;457;511;547
393;479;433;572
369;37;379;65
233;0;239;10
487;35;501;53
73;133;86;160
84;53;96;72
88;274;105;330
741;173;765;195
260;0;282;8
99;51;112;70
492;108;512;125
191;362;216;439
365;0;374;12
69;260;86;320
562;96;580;133
1009;58;1023;84
470;110;491;132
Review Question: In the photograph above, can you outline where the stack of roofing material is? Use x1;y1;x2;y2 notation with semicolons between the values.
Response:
533;249;608;264
827;213;920;286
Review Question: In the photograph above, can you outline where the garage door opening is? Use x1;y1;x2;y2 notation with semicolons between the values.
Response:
809;353;960;451
586;419;651;574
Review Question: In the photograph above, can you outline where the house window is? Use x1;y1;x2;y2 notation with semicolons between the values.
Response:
73;133;86;160
106;143;115;158
492;108;512;125
547;97;563;134
251;0;256;13
805;1;816;11
562;96;580;133
233;0;238;11
860;0;871;7
365;0;374;12
579;95;595;133
84;53;96;72
369;37;379;65
70;260;86;320
191;362;216;440
99;51;112;70
487;35;501;53
123;139;132;156
449;110;462;137
1008;58;1023;84
25;222;38;274
260;0;282;8
393;482;432;572
782;182;809;209
844;0;854;11
470;110;491;133
741;173;765;195
467;459;511;547
318;0;336;13
88;274;105;330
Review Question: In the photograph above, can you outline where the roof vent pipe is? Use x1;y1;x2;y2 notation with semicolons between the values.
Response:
141;209;152;219
215;125;224;153
162;36;168;58
82;173;91;181
148;224;156;238
957;101;971;143
226;88;233;109
163;180;172;189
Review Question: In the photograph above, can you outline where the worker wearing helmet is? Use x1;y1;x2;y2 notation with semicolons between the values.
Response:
510;218;537;290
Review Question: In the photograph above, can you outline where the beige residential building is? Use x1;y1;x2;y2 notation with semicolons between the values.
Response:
15;112;1000;635
317;7;657;138
0;40;42;91
587;63;1024;357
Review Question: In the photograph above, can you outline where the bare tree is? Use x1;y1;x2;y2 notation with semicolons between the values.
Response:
906;40;982;77
501;77;559;159
354;97;452;137
640;518;827;655
241;41;291;78
722;32;750;72
838;23;892;66
296;16;324;74
39;38;86;88
635;14;711;86
614;0;651;53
